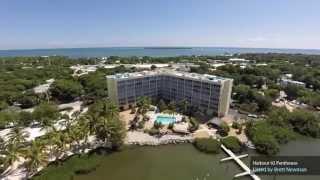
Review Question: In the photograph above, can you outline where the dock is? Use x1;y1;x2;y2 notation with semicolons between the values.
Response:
220;144;261;180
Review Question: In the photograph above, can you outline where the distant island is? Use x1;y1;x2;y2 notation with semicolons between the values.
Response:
143;47;193;49
2;47;320;58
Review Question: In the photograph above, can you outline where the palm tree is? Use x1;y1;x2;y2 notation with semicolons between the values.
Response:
95;115;125;149
49;130;69;160
0;137;5;152
78;115;94;136
7;127;29;145
0;157;5;174
3;143;23;169
62;131;73;153
85;100;126;150
136;96;151;115
105;102;119;120
105;117;126;150
88;100;105;119
42;126;67;161
44;91;50;102
40;120;57;135
168;101;176;112
95;116;109;143
52;131;66;160
71;110;81;120
25;140;48;176
77;117;91;146
94;100;119;120
43;127;60;160
157;99;168;112
95;101;118;133
68;123;85;151
178;99;189;115
93;101;125;149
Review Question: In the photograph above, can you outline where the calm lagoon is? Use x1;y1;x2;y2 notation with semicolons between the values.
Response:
72;138;320;180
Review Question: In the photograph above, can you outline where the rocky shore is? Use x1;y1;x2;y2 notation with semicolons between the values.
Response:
125;131;194;146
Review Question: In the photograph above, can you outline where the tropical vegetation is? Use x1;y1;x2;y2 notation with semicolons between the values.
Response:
246;107;320;155
193;138;221;154
0;99;125;178
220;136;243;153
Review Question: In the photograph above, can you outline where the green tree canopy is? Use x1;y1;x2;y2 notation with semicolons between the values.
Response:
89;100;126;150
221;136;242;153
136;96;151;115
79;71;108;100
289;109;320;138
157;99;167;112
33;102;60;127
50;79;83;103
193;138;221;154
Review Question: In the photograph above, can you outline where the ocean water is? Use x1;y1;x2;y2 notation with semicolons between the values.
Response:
1;47;320;57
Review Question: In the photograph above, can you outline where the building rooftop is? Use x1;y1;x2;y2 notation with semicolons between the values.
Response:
107;70;231;83
228;58;250;62
280;78;305;85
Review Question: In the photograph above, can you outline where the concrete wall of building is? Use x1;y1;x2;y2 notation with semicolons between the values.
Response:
107;78;119;106
280;78;305;87
217;79;233;117
107;72;233;117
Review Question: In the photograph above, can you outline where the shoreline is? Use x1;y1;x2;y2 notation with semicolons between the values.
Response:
5;134;320;180
1;131;195;180
125;131;194;146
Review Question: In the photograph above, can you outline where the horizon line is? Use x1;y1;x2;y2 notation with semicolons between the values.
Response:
1;45;320;52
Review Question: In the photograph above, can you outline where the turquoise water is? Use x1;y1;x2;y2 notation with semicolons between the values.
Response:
1;47;320;57
155;115;176;124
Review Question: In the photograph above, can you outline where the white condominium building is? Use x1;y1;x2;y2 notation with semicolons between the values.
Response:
107;70;233;117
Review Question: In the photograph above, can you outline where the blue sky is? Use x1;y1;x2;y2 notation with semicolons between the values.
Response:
1;0;320;50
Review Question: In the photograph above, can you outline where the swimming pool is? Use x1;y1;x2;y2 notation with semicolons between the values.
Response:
155;115;176;125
